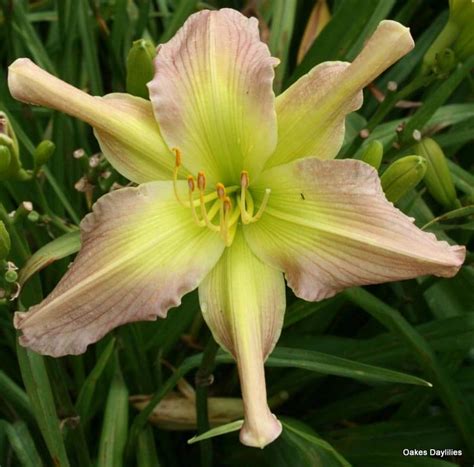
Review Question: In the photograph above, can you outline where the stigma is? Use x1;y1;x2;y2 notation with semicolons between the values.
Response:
172;148;270;246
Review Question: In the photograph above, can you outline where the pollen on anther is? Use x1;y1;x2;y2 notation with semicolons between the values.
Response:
197;171;206;191
240;171;249;189
223;196;232;214
172;148;182;167
216;183;226;200
187;176;195;191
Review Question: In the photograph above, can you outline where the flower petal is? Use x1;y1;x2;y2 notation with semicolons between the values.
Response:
148;9;278;185
14;182;225;356
198;229;284;448
8;58;174;183
245;159;465;301
266;20;414;168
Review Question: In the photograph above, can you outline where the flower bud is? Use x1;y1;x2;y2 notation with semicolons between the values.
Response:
5;269;18;283
27;211;40;223
381;155;427;203
0;221;11;260
422;0;474;73
414;138;459;209
436;48;457;75
360;140;383;170
34;140;55;171
126;39;156;99
0;146;12;174
0;112;25;181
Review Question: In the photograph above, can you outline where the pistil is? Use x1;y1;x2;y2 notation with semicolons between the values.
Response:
171;153;270;245
239;171;271;224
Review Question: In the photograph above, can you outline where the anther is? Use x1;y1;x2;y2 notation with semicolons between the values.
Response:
173;147;182;168
197;171;206;191
172;147;187;207
187;175;204;227
220;196;233;245
216;183;226;200
240;171;249;189
187;175;195;192
223;196;232;215
198;174;219;232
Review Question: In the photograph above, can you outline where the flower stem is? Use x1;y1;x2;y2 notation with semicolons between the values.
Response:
195;337;219;467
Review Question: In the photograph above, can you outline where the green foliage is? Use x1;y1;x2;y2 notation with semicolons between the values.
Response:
0;1;473;466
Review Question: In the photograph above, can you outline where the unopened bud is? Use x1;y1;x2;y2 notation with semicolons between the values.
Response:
34;140;55;170
126;39;156;99
5;269;18;283
0;112;23;181
27;210;40;223
414;138;459;209
360;140;383;170
435;48;457;74
381;155;427;203
0;221;11;260
0;146;12;173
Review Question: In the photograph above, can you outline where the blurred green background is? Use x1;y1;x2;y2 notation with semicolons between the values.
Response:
0;0;473;466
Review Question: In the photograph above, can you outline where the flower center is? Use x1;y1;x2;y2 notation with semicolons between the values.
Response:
172;149;271;247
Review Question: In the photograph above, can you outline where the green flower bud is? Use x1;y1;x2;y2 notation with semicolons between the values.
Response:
414;138;459;209
435;48;457;75
360;140;383;170
27;210;40;223
0;145;12;173
126;39;156;99
0;221;11;260
0;112;19;156
381;155;427;203
5;269;18;283
0;112;25;181
34;140;55;171
422;0;474;73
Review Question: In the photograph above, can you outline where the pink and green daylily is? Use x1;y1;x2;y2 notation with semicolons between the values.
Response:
9;9;465;448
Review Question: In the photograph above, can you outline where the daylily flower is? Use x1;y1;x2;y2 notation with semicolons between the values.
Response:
9;9;465;448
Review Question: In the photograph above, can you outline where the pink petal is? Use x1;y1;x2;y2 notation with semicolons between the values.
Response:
14;182;225;356
244;159;465;301
148;9;278;185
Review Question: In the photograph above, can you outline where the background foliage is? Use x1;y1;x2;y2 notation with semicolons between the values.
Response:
0;0;473;466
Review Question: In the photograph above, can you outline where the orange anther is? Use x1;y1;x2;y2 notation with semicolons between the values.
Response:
216;183;225;200
187;175;195;192
172;148;182;167
240;171;249;189
197;171;206;191
223;196;232;214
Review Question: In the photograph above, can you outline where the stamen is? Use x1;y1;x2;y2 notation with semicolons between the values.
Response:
221;196;233;245
248;188;271;223
197;171;206;191
187;176;204;227
206;199;221;222
216;182;226;200
172;148;187;207
198;172;219;232
240;171;250;224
